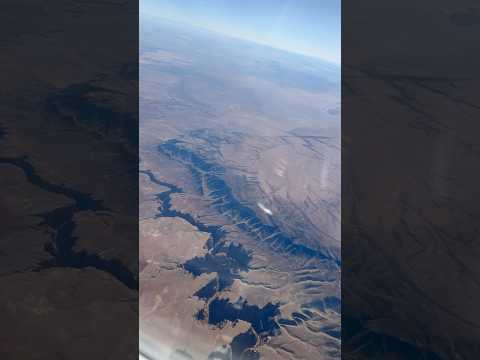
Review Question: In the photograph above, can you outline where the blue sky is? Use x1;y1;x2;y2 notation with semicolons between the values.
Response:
141;0;341;64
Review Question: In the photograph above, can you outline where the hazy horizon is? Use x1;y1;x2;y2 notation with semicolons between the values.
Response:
140;0;341;64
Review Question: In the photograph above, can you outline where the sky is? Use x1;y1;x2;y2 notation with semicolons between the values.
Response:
140;0;341;65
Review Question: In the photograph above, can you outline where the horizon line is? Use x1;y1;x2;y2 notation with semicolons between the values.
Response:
140;11;341;67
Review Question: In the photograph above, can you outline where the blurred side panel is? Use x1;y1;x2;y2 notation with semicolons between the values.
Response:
0;1;138;359
342;0;480;358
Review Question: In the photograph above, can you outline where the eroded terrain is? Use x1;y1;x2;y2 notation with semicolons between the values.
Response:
140;18;340;360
